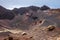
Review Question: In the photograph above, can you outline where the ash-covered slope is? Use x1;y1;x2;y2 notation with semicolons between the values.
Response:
0;5;60;40
0;5;60;30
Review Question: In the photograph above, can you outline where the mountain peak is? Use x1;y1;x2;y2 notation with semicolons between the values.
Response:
40;5;50;10
0;5;6;10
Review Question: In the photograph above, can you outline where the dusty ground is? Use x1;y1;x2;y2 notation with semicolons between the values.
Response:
0;25;60;40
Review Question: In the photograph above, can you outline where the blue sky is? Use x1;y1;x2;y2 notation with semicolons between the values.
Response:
0;0;60;9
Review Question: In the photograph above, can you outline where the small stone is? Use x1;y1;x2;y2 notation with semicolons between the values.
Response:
22;32;27;36
30;36;33;38
39;20;42;23
47;25;56;31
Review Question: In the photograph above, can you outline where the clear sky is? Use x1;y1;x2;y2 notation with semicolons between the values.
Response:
0;0;60;9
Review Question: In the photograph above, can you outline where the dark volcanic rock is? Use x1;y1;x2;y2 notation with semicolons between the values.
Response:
18;7;29;15
28;6;40;11
0;5;15;20
0;11;15;20
12;8;19;15
40;5;50;10
12;6;41;15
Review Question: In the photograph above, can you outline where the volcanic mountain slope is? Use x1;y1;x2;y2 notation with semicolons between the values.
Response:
0;5;60;40
0;6;15;20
